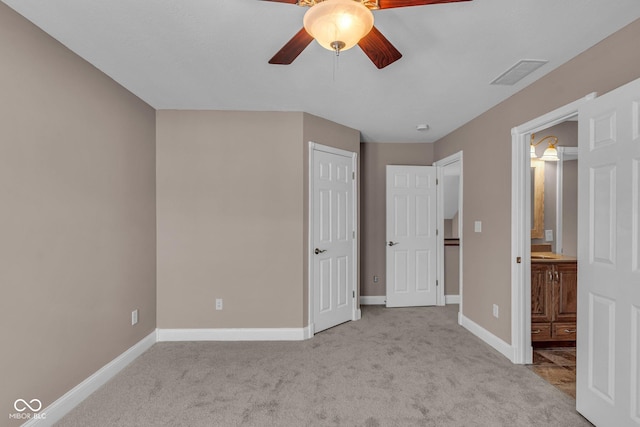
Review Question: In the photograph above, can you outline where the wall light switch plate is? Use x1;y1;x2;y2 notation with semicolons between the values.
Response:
474;221;482;233
131;309;138;325
545;229;554;242
215;299;223;311
492;304;499;318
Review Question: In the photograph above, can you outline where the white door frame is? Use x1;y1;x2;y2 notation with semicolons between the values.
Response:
510;93;596;364
308;142;359;335
434;151;463;308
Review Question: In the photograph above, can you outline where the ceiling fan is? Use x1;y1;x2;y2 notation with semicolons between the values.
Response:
264;0;472;69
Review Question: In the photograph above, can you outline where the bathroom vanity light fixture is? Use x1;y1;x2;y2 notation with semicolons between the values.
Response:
530;133;559;161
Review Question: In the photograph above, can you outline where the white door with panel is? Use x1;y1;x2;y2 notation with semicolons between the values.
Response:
576;76;640;426
386;165;438;307
312;146;356;333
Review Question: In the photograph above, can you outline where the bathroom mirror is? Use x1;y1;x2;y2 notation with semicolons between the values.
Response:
531;159;545;239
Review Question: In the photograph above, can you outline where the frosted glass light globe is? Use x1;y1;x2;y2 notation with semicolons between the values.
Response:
303;0;374;52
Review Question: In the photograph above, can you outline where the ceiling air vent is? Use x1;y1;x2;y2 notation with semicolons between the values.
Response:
490;60;548;86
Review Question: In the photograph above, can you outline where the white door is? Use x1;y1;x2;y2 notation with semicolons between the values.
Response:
386;166;438;307
311;146;355;333
576;76;640;426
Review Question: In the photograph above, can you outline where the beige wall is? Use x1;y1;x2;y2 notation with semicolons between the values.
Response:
562;159;578;257
156;111;359;328
444;245;460;295
434;18;640;343
360;143;434;296
452;211;460;238
0;3;157;424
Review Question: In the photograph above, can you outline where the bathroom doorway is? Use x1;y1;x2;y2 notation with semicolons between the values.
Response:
509;93;595;365
526;120;579;398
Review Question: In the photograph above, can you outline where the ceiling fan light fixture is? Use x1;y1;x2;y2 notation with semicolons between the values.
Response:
303;0;374;53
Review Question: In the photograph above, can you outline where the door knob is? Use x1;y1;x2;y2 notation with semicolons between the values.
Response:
314;248;327;255
388;241;399;247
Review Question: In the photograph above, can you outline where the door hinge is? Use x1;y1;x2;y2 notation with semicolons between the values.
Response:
353;291;355;298
436;229;439;236
436;280;439;287
352;171;355;180
353;230;355;239
436;178;439;185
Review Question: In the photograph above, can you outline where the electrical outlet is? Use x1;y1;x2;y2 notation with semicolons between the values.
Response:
545;229;554;242
131;309;138;325
215;299;223;311
492;304;499;318
474;221;482;233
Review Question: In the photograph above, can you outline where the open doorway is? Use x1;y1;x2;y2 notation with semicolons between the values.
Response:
526;120;579;398
435;151;463;312
509;93;595;365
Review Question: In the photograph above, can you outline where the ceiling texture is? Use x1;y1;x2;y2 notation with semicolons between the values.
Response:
4;0;640;143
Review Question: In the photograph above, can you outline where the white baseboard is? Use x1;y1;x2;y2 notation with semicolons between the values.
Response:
445;295;460;304
23;330;157;426
157;326;311;342
359;295;385;305
361;295;460;306
459;313;515;362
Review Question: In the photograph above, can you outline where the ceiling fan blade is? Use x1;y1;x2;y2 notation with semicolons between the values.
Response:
269;28;314;65
261;0;298;4
378;0;471;9
358;26;402;69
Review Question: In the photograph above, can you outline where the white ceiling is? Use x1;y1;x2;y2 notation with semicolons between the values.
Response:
4;0;640;143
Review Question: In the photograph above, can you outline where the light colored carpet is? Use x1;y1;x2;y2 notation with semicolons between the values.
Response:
57;305;592;426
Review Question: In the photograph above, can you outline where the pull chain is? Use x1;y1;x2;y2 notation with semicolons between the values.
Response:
330;40;345;82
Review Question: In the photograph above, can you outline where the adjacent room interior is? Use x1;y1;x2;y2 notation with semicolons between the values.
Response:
2;1;640;425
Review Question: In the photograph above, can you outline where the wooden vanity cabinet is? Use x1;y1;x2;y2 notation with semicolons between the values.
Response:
531;261;577;343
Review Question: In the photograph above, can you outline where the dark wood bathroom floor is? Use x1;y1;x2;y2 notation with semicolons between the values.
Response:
527;347;576;398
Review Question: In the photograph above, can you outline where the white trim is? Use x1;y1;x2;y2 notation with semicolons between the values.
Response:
23;331;157;426
360;295;461;306
434;151;464;314
510;93;596;365
157;327;312;342
360;295;386;305
309;142;354;158
459;313;515;362
556;148;564;254
308;142;359;334
445;295;461;304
